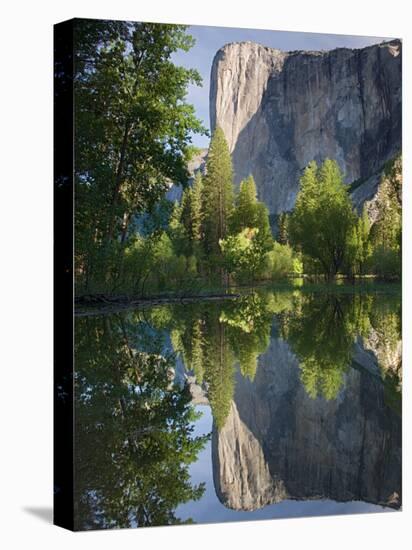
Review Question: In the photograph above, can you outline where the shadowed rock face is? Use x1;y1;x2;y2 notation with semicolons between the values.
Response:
210;40;402;214
212;332;401;511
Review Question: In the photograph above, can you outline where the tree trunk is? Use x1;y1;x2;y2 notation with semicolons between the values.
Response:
105;121;131;244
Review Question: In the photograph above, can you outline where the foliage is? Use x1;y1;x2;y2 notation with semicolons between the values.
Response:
201;127;235;269
282;293;372;400
345;206;372;277
231;175;273;252
180;172;204;257
369;156;402;279
289;159;356;278
74;20;206;291
74;315;208;529
122;232;198;295
219;228;267;282
277;212;290;245
264;242;302;280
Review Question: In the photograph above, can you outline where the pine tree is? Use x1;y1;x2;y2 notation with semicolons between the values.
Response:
181;172;204;257
231;174;273;253
202;127;234;264
190;172;204;244
277;212;290;245
231;175;258;233
254;202;273;253
168;201;186;255
356;206;372;275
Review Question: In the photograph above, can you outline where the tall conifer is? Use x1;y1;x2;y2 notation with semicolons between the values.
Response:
202;127;234;262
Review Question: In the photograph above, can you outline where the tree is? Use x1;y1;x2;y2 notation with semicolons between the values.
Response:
277;212;290;245
264;242;301;280
254;202;274;252
231;175;273;252
74;20;207;290
346;205;372;276
180;172;204;257
289;159;356;278
220;228;267;282
202;127;234;272
369;156;402;279
168;201;186;255
231;176;258;233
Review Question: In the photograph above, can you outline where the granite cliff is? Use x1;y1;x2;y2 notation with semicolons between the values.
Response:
210;40;402;215
212;329;401;511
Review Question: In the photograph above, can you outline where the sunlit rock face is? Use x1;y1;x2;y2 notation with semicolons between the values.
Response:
212;332;401;511
210;40;402;215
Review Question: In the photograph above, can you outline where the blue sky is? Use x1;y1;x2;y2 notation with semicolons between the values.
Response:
172;25;390;148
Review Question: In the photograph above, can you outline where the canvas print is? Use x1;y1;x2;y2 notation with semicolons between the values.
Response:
54;18;402;530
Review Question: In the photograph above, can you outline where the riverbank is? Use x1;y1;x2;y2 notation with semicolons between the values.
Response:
75;279;401;316
75;291;241;317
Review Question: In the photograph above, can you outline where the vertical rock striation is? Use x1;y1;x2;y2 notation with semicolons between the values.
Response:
210;40;402;215
212;331;401;510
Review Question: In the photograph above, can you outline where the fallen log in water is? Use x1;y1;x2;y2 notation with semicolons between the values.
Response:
75;292;241;317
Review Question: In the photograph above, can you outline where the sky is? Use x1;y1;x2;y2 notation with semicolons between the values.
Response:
172;25;391;148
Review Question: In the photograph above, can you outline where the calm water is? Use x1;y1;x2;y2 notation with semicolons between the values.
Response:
73;289;402;530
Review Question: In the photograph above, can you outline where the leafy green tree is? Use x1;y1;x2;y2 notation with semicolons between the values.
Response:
369;156;402;278
220;228;267;282
74;20;206;290
202;127;234;273
254;202;274;252
263;241;302;280
346;205;372;276
231;175;273;252
289;159;356;278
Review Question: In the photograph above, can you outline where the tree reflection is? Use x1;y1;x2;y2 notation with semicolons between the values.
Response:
281;292;400;401
74;316;208;530
74;289;402;527
151;293;279;429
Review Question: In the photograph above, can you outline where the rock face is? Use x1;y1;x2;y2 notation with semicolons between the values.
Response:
210;40;402;215
212;329;401;510
166;148;208;202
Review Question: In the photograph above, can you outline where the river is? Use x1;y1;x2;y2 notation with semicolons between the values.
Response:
73;286;402;529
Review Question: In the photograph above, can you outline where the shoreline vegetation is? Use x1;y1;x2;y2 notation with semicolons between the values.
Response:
74;21;402;308
75;278;401;316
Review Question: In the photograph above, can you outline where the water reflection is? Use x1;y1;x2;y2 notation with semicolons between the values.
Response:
74;317;209;530
74;289;402;529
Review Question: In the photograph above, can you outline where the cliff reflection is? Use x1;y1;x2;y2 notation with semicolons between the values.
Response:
74;289;402;529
